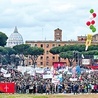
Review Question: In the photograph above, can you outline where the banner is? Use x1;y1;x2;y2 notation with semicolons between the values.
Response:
0;83;15;93
52;74;62;83
1;68;7;74
82;59;91;65
85;40;91;46
53;62;66;69
85;34;92;50
3;73;11;78
69;78;78;81
88;66;98;70
52;76;60;84
17;66;34;75
43;74;52;79
35;68;44;74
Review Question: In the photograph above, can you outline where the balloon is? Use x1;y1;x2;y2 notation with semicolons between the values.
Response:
91;20;95;25
90;9;94;13
86;21;90;26
90;25;94;29
92;13;97;18
92;27;96;32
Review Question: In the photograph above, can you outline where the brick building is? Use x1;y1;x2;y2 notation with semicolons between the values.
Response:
25;28;98;67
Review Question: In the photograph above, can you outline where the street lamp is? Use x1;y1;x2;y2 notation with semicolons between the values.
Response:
73;51;80;65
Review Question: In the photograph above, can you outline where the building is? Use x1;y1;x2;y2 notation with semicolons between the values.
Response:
77;34;98;42
25;28;98;67
6;26;24;48
77;35;87;41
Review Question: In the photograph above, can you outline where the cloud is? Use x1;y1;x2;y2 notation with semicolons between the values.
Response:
0;0;98;42
10;0;40;5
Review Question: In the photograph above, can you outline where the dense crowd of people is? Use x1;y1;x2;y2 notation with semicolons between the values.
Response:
0;64;98;94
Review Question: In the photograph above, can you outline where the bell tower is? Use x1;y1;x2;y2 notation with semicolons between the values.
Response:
54;28;62;41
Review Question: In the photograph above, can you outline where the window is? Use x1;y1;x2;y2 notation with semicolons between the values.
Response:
58;44;61;46
58;57;60;61
52;44;55;47
52;56;55;59
41;44;43;47
40;56;43;60
46;51;49;54
40;62;43;65
46;44;49;48
46;56;49;60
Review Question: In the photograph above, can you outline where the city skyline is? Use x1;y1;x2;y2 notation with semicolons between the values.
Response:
0;0;98;42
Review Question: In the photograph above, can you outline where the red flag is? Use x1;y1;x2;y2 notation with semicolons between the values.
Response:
0;82;15;93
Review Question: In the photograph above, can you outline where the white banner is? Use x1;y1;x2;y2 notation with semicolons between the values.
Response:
69;78;77;81
17;66;26;74
17;66;34;75
82;59;90;65
1;68;7;74
27;70;35;76
35;68;44;74
3;73;11;77
52;74;62;83
43;74;53;79
52;76;59;84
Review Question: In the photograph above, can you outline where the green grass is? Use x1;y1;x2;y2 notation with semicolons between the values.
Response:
0;94;48;98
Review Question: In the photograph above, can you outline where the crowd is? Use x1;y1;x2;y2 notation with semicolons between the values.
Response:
0;64;98;94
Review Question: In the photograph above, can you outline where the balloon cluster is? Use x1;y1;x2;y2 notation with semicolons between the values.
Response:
86;9;97;32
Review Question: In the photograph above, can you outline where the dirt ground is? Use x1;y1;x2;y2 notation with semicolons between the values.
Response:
48;94;98;98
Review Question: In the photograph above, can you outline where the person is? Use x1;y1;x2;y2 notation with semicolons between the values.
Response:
29;84;33;94
33;84;36;94
73;83;79;94
46;84;50;94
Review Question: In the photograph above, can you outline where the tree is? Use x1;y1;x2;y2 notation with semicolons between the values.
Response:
4;47;16;65
49;46;62;62
0;46;8;55
50;44;98;66
59;51;75;66
0;46;8;65
13;44;30;66
0;32;8;46
49;45;85;62
49;46;62;55
5;47;16;55
27;47;44;68
83;50;98;55
61;45;85;52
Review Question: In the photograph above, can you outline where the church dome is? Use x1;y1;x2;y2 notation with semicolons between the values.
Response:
7;27;24;47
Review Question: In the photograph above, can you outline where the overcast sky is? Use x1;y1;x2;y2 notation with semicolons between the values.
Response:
0;0;98;42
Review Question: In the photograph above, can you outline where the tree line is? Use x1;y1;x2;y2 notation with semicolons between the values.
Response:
1;31;98;67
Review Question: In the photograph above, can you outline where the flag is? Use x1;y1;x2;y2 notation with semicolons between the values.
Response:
85;34;92;50
81;54;84;58
72;66;76;78
76;65;81;76
0;83;15;93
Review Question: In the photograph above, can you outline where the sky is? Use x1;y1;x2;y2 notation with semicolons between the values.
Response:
0;0;98;42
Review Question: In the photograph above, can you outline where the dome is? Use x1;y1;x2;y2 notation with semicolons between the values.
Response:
7;27;24;47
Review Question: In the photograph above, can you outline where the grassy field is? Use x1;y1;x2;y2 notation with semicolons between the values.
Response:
0;94;98;98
